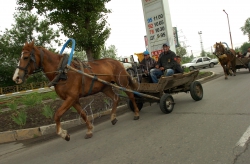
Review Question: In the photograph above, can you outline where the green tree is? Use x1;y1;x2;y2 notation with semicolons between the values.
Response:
234;47;241;53
17;0;111;61
240;42;250;53
240;18;250;41
200;50;206;57
100;45;118;59
176;46;187;57
205;52;215;59
74;50;88;61
0;11;61;87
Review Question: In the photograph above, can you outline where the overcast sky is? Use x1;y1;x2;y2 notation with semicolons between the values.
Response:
1;0;249;58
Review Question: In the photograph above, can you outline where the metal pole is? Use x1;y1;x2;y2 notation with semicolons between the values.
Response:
198;31;205;56
223;9;233;49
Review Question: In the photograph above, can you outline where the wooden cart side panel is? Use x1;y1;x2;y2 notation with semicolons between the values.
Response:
137;70;199;93
236;58;250;65
137;83;159;92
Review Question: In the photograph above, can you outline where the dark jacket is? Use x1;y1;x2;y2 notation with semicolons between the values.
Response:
174;63;184;73
140;57;156;72
157;50;177;70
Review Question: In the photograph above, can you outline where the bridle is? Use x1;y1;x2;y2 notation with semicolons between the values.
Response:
214;44;225;56
17;48;44;76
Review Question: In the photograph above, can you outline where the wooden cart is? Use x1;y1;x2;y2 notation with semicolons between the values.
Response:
128;70;203;114
236;58;250;71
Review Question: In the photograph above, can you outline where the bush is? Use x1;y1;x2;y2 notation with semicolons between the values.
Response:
10;110;27;127
41;105;54;119
21;93;42;107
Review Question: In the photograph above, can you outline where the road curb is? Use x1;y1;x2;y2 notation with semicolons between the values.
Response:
0;105;127;144
197;71;216;82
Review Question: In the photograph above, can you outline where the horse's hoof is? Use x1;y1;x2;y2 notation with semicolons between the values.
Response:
134;116;140;120
225;77;228;79
111;118;118;125
65;134;70;141
85;133;93;139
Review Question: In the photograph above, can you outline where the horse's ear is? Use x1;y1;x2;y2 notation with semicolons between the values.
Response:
24;42;28;46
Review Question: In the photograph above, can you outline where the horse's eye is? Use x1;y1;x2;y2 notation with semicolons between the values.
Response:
23;57;29;60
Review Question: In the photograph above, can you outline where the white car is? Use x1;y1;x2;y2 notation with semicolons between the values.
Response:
121;62;136;77
182;57;218;71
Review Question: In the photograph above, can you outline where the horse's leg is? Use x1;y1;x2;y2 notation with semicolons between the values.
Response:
232;61;236;76
221;64;228;79
54;97;75;141
102;87;119;125
125;91;140;120
72;101;94;139
227;62;233;76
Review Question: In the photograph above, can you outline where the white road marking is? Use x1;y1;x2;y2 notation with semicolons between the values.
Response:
236;125;250;147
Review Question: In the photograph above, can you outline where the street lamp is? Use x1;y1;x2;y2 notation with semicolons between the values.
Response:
223;9;233;49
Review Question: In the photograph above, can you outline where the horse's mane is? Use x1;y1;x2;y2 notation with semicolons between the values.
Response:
219;43;225;49
213;42;225;49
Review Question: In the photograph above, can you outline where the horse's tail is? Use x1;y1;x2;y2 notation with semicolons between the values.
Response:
128;75;138;90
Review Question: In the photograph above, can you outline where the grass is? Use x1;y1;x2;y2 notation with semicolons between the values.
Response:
199;72;206;75
41;105;54;119
7;102;18;111
0;91;58;109
10;110;27;127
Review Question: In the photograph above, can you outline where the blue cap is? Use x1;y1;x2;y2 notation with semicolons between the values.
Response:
143;50;149;55
163;43;169;47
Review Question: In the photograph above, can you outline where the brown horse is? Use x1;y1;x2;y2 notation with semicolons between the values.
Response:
12;41;140;141
214;42;236;79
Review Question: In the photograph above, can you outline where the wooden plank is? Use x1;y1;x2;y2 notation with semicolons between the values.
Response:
236;58;250;65
137;83;158;92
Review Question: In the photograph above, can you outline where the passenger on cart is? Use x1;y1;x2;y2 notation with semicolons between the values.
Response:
138;50;156;83
140;50;157;76
242;47;250;58
242;47;250;72
150;43;177;83
174;56;184;74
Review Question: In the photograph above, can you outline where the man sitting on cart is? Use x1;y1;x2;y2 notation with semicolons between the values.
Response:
150;43;177;83
242;47;250;58
140;50;157;77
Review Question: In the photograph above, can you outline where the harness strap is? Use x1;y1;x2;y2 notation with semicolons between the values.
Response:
87;75;97;96
74;58;85;95
48;54;68;87
39;48;44;71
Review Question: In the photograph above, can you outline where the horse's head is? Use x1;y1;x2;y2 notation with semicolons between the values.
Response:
12;41;42;84
213;42;225;56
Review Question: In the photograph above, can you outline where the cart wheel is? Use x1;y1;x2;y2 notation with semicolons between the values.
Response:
128;100;143;112
190;81;203;101
160;94;175;114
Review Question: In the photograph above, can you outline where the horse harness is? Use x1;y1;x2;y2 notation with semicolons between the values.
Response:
47;54;97;96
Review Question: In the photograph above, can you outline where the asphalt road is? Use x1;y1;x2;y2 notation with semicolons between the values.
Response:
1;65;250;164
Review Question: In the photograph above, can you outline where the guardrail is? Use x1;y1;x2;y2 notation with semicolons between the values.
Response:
0;82;48;95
